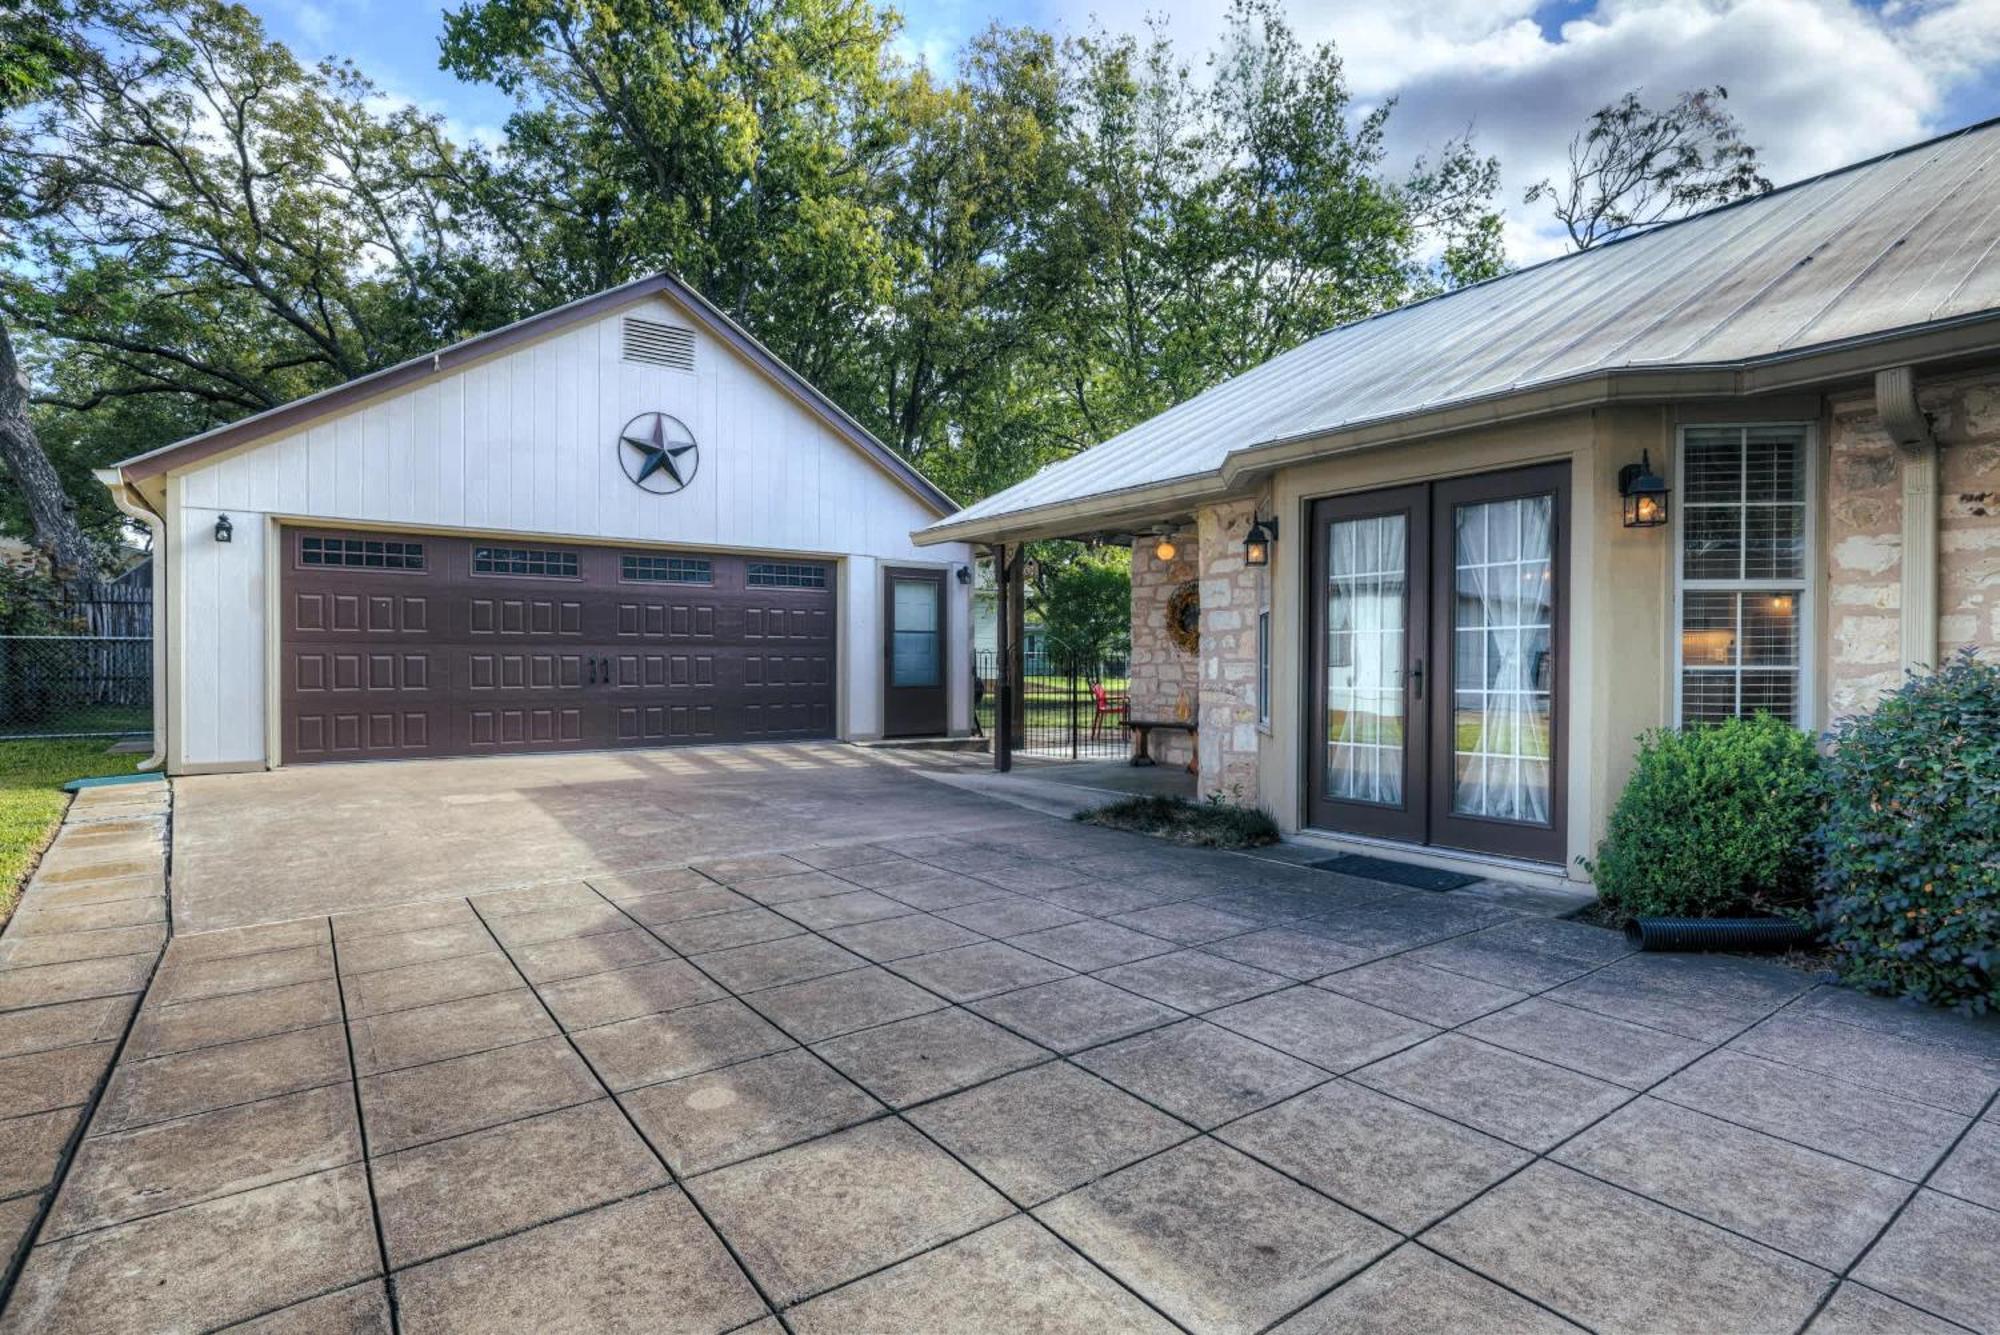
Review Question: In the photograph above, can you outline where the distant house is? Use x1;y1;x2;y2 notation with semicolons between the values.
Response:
917;120;2000;881
969;560;1048;660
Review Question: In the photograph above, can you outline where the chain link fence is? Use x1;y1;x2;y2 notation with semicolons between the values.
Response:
0;573;153;740
0;635;152;739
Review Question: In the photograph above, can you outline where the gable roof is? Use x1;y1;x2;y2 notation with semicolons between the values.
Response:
920;117;2000;543
107;271;958;517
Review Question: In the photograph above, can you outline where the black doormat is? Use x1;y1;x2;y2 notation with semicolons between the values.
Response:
1311;853;1479;892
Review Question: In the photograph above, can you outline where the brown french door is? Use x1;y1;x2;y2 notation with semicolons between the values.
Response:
1308;463;1568;862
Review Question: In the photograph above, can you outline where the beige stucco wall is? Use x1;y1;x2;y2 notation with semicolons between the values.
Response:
1254;399;1820;873
1110;365;1994;880
1128;536;1198;770
1827;370;2000;717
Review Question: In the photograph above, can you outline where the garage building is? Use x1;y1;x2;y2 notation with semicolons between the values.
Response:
97;273;973;773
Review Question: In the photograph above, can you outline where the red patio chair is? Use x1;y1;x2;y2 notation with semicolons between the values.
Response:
1088;680;1128;741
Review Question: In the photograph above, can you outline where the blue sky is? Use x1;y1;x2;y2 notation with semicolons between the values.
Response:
251;0;2000;261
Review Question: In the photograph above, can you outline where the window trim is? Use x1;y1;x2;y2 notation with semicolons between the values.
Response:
1670;422;1819;730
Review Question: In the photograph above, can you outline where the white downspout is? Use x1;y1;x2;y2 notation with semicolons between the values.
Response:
1873;367;1939;676
95;469;167;772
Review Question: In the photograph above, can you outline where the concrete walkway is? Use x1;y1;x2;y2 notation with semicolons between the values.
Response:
1;754;1996;1332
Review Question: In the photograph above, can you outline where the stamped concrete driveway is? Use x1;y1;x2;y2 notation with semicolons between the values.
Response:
2;747;1998;1333
165;744;1030;932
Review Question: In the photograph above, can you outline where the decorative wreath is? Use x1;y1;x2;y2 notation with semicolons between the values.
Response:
1166;580;1201;656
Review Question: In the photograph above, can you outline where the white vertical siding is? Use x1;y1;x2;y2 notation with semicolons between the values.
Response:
172;502;267;767
844;556;881;739
169;292;970;767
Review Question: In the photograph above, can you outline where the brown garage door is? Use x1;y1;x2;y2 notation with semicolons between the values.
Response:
279;528;836;764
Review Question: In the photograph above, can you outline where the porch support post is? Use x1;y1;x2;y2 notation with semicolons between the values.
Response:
1875;367;1940;675
992;543;1013;773
1007;548;1026;749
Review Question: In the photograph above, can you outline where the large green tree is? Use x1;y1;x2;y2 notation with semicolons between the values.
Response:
1;0;100;574
2;0;513;546
441;0;1506;502
440;0;904;381
7;0;1509;551
1019;4;1504;469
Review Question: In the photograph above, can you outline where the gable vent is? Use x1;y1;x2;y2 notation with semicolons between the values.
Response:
622;317;696;372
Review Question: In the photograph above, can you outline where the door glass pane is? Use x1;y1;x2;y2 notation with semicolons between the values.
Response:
891;580;940;687
1324;514;1406;806
1450;495;1554;825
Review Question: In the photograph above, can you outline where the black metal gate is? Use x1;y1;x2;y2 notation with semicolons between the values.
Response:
973;647;1130;760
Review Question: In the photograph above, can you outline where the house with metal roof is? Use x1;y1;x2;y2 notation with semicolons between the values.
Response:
917;118;2000;884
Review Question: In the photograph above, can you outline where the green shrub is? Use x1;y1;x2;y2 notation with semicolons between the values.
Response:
1077;793;1279;849
1585;714;1823;923
1818;650;2000;1013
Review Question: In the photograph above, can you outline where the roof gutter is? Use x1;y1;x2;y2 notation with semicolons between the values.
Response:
1874;366;1940;675
95;469;167;773
913;311;2000;546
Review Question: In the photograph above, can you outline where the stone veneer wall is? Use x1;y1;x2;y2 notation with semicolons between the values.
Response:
1198;500;1265;802
1827;369;2000;717
1128;536;1198;770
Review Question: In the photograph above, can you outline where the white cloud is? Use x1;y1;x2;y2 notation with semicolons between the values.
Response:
994;0;2000;262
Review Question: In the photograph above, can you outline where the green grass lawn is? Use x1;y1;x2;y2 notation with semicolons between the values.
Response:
0;740;144;921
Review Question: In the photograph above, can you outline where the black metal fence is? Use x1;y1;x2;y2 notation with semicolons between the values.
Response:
974;647;1132;761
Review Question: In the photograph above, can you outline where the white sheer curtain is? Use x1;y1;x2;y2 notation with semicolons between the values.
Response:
1326;514;1406;806
1453;496;1552;825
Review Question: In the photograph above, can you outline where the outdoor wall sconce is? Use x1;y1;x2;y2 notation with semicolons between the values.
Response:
954;564;972;585
214;514;234;543
1617;452;1670;528
1152;525;1178;562
1244;516;1278;567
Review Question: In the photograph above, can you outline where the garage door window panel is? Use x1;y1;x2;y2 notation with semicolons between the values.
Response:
300;536;426;571
622;554;712;584
473;546;580;578
746;562;827;589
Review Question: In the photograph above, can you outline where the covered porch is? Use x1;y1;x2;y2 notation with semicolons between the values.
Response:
970;499;1271;801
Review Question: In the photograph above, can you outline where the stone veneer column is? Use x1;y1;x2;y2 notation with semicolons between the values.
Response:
1827;371;2000;718
1197;500;1265;804
1127;536;1198;770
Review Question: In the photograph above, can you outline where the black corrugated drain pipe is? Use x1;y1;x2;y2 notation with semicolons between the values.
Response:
1626;917;1812;953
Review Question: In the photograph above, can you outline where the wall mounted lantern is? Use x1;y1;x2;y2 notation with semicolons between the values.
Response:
954;564;972;585
1617;451;1670;528
1243;516;1278;567
1151;525;1178;562
214;514;234;543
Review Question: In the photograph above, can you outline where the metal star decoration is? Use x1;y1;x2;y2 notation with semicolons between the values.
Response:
617;412;699;494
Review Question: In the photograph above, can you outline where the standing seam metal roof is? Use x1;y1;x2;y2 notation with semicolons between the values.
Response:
928;117;2000;533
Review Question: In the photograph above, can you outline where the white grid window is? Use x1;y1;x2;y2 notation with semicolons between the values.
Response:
1676;424;1813;727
